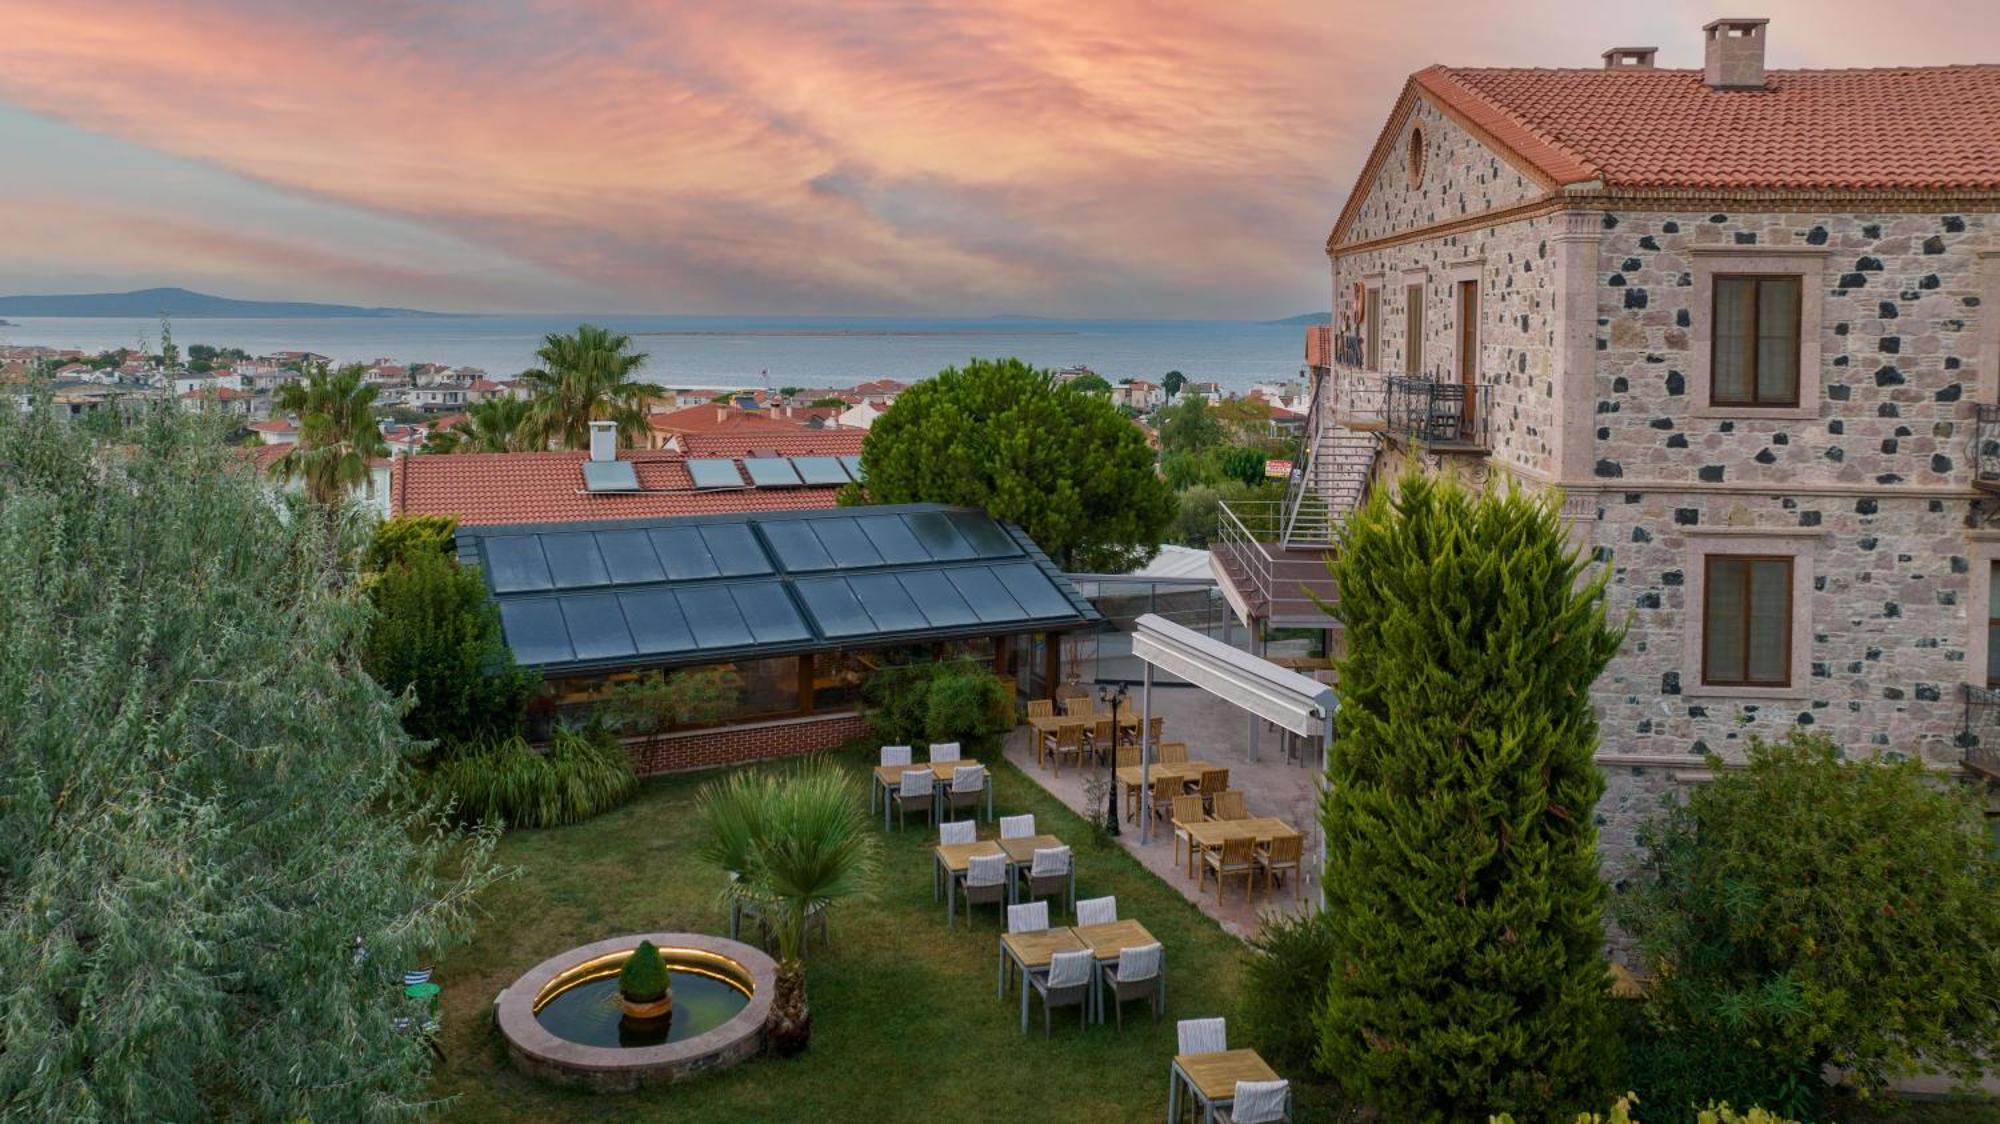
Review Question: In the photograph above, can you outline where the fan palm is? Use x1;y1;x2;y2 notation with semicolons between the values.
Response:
693;760;878;1055
515;324;654;451
441;396;531;454
269;362;389;507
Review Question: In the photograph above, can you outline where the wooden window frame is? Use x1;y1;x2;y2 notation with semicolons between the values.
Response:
1688;248;1824;420
1364;286;1382;371
1405;282;1424;376
1989;561;2000;689
1709;273;1802;408
1700;554;1795;688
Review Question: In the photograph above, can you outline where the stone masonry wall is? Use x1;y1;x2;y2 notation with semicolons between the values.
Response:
1342;95;1542;246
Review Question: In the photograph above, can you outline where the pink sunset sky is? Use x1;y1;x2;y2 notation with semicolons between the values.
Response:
0;1;1996;317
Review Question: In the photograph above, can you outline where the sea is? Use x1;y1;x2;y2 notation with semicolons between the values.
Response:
0;314;1312;393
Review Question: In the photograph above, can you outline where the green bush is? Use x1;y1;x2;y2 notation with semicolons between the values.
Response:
1320;473;1623;1120
1215;445;1267;487
365;514;457;571
865;661;1013;754
620;940;670;1002
1491;1094;1800;1124
1239;909;1336;1073
427;725;636;829
1617;731;2000;1112
1609;1002;1812;1124
362;545;539;751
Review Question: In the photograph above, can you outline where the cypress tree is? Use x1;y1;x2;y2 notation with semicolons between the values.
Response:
1318;471;1623;1120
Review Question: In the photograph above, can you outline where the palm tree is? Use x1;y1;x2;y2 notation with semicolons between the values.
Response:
694;761;878;1055
269;363;389;507
515;324;654;451
440;396;531;454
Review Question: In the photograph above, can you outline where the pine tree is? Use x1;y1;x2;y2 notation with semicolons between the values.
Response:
1318;471;1623;1120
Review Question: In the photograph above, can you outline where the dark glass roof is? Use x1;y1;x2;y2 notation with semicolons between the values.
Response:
458;504;1097;674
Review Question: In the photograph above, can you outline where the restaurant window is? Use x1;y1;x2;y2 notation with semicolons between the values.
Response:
1405;283;1424;375
729;656;802;720
1702;555;1793;687
1711;275;1801;407
1364;287;1382;371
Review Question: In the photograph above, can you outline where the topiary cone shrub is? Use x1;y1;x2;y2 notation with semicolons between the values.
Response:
618;940;672;1021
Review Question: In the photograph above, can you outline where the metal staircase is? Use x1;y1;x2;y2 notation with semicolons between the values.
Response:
1278;368;1378;547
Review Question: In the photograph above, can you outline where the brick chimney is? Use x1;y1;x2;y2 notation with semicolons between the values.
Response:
1703;18;1769;89
1601;47;1657;69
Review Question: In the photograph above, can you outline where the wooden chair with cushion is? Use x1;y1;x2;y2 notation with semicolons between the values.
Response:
1026;699;1055;722
1147;776;1180;831
1028;949;1094;1037
1075;895;1117;927
1088;717;1114;764
1023;846;1074;916
1060;695;1093;717
1050;723;1085;776
1210;790;1248;821
896;767;935;830
946;764;985;821
1170;795;1209;869
1099;941;1162;1032
1201;835;1258;900
1158;742;1190;765
999;813;1035;840
1177;1016;1226;1055
1256;832;1305;900
939;820;976;845
1115;745;1141;769
1214;1079;1292;1124
1194;768;1229;811
961;853;1009;927
879;745;912;766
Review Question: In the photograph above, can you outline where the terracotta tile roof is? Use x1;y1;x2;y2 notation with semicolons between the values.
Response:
390;448;856;527
678;429;864;459
1414;63;2000;191
646;403;817;436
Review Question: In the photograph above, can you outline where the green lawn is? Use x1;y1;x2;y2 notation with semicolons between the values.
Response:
426;748;1348;1122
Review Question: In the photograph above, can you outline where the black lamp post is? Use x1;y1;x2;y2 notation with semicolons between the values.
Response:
1098;683;1126;837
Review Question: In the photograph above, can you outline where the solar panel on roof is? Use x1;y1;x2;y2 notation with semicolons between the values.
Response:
581;460;641;492
808;517;885;568
894;570;980;628
941;567;1027;623
540;532;610;589
618;589;697;655
847;572;928;632
499;600;574;664
903;511;977;561
790;456;852;486
743;457;804;487
840;455;865;481
688;458;745;488
728;584;812;644
484;535;553;593
761;520;835;572
700;523;774;576
595;529;665;585
649;526;719;581
679;589;755;649
560;593;637;660
793;577;876;639
990;562;1077;618
947;512;1022;558
855;515;930;565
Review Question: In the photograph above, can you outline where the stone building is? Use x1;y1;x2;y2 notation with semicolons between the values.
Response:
1215;18;2000;869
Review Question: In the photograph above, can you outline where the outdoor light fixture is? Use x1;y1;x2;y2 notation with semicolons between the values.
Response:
1097;683;1127;837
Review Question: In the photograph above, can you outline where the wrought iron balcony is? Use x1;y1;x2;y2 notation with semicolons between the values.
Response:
1974;404;2000;493
1332;370;1491;453
1960;684;2000;781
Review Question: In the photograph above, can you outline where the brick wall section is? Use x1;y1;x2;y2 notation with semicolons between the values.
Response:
621;711;868;776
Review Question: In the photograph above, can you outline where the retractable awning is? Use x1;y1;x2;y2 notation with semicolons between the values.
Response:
1128;612;1335;737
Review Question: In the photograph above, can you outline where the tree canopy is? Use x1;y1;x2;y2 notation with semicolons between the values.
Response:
516;324;653;450
0;401;499;1120
1156;392;1226;456
269;361;390;507
854;357;1172;571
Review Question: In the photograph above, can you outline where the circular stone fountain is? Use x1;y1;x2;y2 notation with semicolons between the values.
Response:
496;933;775;1092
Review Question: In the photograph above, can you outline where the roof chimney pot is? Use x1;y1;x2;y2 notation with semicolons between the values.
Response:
1703;17;1769;89
588;418;618;463
1601;46;1657;69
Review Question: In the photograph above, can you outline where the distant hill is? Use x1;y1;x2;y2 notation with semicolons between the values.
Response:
0;287;446;318
1264;312;1332;326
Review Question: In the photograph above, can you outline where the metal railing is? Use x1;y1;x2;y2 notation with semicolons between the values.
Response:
1214;500;1282;613
1386;376;1491;448
1961;684;2000;780
1975;404;2000;491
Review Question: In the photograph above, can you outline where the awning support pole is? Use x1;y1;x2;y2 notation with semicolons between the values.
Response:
1138;661;1155;846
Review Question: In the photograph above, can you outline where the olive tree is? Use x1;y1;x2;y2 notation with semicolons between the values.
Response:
0;401;500;1121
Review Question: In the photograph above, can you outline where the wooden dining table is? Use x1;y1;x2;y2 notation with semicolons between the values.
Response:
1027;711;1144;767
1179;816;1297;879
996;927;1088;1034
1169;1048;1281;1122
1072;918;1164;1022
1114;760;1217;819
870;760;990;829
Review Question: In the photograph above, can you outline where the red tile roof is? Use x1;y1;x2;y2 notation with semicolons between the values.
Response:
678;430;864;459
646;403;817;436
1413;63;2000;191
391;444;862;527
